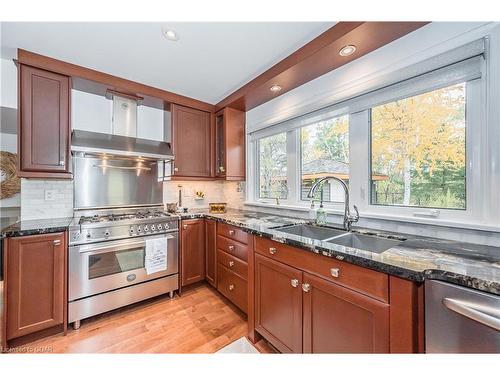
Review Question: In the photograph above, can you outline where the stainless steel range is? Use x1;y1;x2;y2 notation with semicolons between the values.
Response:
68;207;179;329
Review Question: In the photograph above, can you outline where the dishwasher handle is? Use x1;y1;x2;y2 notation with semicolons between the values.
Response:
443;297;500;332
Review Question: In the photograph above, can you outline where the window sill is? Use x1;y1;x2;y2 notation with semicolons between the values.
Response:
243;201;500;233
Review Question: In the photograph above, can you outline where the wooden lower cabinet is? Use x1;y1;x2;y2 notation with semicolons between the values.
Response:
255;254;303;353
302;273;389;353
205;219;217;287
4;232;67;342
181;219;205;286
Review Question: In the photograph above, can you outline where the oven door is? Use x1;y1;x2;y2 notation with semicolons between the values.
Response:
69;232;178;301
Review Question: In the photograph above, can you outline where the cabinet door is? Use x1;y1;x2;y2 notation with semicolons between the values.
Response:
171;104;212;178
205;219;217;287
19;65;71;177
215;110;226;178
181;219;206;286
255;254;303;353
6;232;66;340
224;108;245;180
303;272;390;353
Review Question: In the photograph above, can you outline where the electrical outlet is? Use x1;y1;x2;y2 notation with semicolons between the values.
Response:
44;189;56;201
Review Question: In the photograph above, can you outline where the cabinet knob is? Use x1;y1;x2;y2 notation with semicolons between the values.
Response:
302;283;311;292
174;167;179;172
53;239;61;246
291;279;299;288
183;224;188;230
228;284;235;291
219;166;225;173
330;268;340;278
228;245;235;251
59;160;65;166
269;247;277;255
228;230;235;236
229;261;235;267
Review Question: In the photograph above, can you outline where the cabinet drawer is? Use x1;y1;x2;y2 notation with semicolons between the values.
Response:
217;223;248;244
217;249;247;280
217;263;247;313
217;235;248;262
255;237;389;302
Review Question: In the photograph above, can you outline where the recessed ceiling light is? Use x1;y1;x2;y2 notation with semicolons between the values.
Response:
339;45;356;57
162;28;179;41
270;84;282;93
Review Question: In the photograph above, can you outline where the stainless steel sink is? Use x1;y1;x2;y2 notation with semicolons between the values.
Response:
327;232;402;253
274;224;346;241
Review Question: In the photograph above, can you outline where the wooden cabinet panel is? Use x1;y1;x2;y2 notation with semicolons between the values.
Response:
5;232;66;340
255;253;303;353
217;222;249;245
19;64;71;178
217;263;248;313
217;249;248;280
171;104;212;178
216;235;248;262
181;219;205;286
302;272;389;353
205;219;217;287
255;236;388;302
215;108;245;180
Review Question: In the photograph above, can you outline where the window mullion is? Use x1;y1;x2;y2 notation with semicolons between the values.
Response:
286;129;299;203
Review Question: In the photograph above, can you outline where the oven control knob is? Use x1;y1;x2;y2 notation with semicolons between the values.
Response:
151;224;156;231
144;225;149;232
157;224;163;230
104;230;110;238
86;233;91;239
129;227;135;235
137;226;142;233
164;223;170;230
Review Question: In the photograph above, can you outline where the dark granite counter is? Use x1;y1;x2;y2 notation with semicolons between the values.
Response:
180;209;500;295
1;217;73;238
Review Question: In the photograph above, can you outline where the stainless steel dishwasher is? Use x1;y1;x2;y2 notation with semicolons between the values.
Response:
425;280;500;353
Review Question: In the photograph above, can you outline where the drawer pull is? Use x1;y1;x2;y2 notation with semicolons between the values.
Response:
291;279;299;288
228;230;235;236
330;268;340;278
53;240;61;246
228;284;235;291
228;245;235;251
183;224;188;229
269;247;277;255
302;283;311;292
229;261;235;267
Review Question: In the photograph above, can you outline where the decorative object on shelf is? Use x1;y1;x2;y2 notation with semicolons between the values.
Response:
195;190;205;200
165;202;178;213
0;151;20;199
209;202;227;214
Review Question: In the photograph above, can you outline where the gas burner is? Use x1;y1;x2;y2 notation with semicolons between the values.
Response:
78;210;172;225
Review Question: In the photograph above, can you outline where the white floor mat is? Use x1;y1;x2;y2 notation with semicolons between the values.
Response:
216;337;260;353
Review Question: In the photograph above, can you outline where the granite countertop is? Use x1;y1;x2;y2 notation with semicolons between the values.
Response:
2;208;499;295
182;209;500;295
1;217;74;238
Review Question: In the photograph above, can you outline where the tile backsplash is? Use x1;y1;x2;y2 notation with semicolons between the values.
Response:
20;179;74;220
163;180;245;210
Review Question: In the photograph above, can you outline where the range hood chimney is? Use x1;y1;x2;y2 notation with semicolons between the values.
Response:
71;90;174;161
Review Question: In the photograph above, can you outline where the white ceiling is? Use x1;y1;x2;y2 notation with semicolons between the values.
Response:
1;22;334;104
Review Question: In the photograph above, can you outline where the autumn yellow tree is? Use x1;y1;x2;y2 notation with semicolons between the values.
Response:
371;83;466;207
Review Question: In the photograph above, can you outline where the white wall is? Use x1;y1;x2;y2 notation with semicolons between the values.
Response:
71;89;166;141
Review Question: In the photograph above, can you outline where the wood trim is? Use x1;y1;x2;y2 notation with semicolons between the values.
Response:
246;235;260;343
216;22;429;111
389;276;424;353
1;239;8;351
17;49;215;113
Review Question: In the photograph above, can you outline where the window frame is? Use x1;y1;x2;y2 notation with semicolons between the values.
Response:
247;39;495;228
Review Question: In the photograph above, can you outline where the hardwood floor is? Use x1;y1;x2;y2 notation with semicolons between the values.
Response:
15;283;273;353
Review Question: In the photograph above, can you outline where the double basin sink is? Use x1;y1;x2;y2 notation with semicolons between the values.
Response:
274;224;405;254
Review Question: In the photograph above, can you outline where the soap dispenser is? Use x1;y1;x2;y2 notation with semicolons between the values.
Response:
316;201;327;225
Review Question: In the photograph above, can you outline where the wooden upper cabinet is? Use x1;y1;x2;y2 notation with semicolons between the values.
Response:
205;219;217;287
181;219;206;286
5;232;67;341
215;108;245;180
171;104;212;178
18;64;71;178
255;254;303;353
302;272;390;353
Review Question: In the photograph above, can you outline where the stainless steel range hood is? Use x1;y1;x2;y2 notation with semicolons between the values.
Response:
71;91;174;161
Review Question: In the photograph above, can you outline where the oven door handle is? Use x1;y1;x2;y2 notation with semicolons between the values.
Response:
78;235;176;254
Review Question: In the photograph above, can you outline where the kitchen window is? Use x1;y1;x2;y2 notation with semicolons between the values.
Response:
248;38;495;228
